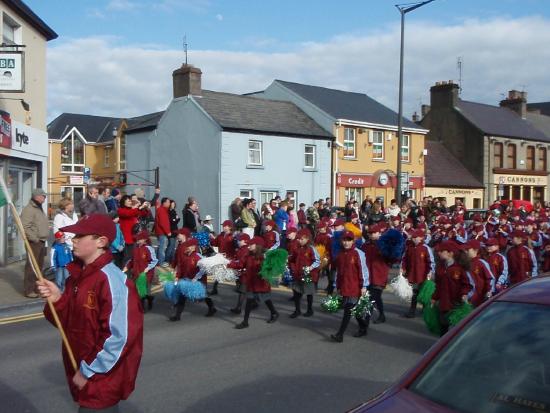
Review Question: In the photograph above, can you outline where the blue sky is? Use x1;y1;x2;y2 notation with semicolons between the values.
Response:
22;0;550;120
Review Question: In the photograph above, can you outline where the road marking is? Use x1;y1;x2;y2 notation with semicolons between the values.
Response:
0;313;44;325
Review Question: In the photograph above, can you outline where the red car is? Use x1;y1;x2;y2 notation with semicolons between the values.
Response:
494;199;534;212
350;275;550;413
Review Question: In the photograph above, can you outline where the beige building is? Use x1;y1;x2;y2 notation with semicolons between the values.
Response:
0;0;56;264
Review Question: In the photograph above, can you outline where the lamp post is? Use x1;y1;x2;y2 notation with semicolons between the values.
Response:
395;0;435;205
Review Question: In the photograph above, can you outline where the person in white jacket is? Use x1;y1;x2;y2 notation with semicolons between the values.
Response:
52;198;79;249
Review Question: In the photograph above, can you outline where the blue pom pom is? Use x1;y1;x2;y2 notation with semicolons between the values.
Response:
192;232;211;248
163;282;180;304
377;229;405;261
178;279;207;301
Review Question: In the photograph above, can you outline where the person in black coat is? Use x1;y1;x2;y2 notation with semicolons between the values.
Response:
182;197;201;232
166;199;180;264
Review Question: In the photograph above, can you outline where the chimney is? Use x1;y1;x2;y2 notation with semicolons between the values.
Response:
430;81;459;109
172;64;202;98
499;89;527;119
412;112;419;122
421;104;431;117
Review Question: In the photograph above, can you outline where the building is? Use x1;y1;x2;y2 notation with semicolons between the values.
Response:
420;83;550;206
0;0;57;265
252;80;429;206
423;141;485;209
125;64;333;227
47;113;128;209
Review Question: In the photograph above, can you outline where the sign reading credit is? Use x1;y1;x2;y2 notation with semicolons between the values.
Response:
0;52;24;92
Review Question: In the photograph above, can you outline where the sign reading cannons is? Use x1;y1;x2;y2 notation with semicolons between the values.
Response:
0;51;24;92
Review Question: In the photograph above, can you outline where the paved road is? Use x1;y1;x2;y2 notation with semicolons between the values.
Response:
0;283;436;413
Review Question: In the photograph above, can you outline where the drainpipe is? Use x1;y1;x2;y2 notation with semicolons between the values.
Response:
333;121;341;204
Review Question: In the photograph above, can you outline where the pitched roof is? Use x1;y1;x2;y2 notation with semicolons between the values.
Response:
193;90;333;139
526;111;550;138
48;113;122;143
125;111;165;134
456;100;549;142
425;140;484;188
527;102;550;116
4;0;57;41
274;80;422;130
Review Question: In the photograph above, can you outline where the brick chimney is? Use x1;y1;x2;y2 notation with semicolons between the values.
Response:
172;64;202;98
421;104;431;117
499;90;527;119
429;81;459;109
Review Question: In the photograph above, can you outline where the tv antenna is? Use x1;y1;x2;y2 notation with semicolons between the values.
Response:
457;56;463;95
183;35;188;65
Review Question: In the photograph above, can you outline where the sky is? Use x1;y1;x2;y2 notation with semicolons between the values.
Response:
23;0;550;122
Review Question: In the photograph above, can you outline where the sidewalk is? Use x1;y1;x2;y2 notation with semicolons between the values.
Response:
0;260;44;316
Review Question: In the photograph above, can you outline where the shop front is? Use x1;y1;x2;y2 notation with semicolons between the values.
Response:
0;119;48;265
424;187;485;209
336;171;423;206
493;173;548;204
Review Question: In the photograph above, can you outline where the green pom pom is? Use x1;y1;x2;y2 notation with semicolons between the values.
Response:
351;293;374;318
135;272;148;299
157;268;175;284
422;303;441;336
260;248;289;285
417;279;436;306
448;302;474;326
321;295;342;313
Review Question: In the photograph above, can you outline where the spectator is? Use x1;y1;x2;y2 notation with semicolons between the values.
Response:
387;199;401;218
165;200;180;265
240;198;257;238
306;201;320;233
79;184;108;216
105;188;121;213
53;198;78;249
230;197;243;222
118;194;150;264
287;205;298;230
182;198;201;232
297;203;307;229
51;231;72;291
20;188;49;298
154;197;172;267
274;201;290;248
367;201;385;226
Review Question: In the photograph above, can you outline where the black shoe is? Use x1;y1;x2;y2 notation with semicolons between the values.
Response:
289;311;301;319
147;295;155;311
205;307;217;317
373;313;386;324
235;321;249;329
169;315;181;322
330;334;343;343
267;312;279;324
353;329;367;338
230;307;241;314
208;289;218;296
303;310;314;317
403;309;416;318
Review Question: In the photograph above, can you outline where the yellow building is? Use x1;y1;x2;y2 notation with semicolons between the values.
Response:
47;114;127;210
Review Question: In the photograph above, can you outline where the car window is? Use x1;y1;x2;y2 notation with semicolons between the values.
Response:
410;302;550;413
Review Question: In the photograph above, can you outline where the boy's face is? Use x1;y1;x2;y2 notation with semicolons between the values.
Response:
265;225;272;231
136;239;146;246
318;227;326;234
512;236;523;245
287;232;296;240
113;217;120;223
369;232;381;241
248;244;257;252
72;234;107;260
466;248;477;258
238;240;247;247
185;246;196;255
223;225;231;234
413;236;422;245
487;245;499;253
342;239;354;249
177;234;187;243
298;236;308;246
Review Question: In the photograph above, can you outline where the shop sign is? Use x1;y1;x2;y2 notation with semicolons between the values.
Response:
0;51;24;92
0;110;11;149
337;173;369;188
9;121;48;157
496;174;547;186
69;175;84;185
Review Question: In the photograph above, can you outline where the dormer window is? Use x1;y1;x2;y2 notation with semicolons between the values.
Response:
61;131;85;173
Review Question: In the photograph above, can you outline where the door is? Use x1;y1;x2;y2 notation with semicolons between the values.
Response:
7;167;36;262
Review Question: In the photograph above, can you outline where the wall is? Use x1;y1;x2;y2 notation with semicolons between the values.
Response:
424;187;484;209
220;131;331;221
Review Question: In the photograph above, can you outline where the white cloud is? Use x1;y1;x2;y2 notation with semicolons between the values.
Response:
215;13;223;21
46;16;550;123
106;0;141;11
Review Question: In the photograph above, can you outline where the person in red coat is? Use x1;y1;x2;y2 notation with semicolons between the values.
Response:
229;233;251;314
542;240;550;274
37;214;143;411
262;220;280;250
401;229;435;318
297;203;308;229
484;238;509;291
169;238;217;321
118;195;151;264
285;228;299;260
314;221;332;286
288;229;320;318
464;239;494;307
154;197;172;267
124;229;158;312
208;220;236;295
495;215;512;252
233;237;279;329
506;230;538;285
330;230;370;342
431;241;472;336
171;228;191;268
361;223;391;324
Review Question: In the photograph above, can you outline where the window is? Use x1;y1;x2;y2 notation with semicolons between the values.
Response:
401;134;410;162
285;190;298;205
260;191;278;206
2;14;20;46
239;189;253;199
104;147;111;168
345;187;363;202
473;198;481;208
372;131;384;160
119;134;126;170
538;147;547;171
343;128;355;158
507;143;516;169
248;140;263;166
60;186;85;207
493;142;503;168
526;145;535;170
60;131;85;173
304;144;316;168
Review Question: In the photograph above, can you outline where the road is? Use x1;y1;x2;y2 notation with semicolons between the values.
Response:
0;283;436;413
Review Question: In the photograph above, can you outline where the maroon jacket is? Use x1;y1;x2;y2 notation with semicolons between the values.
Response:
469;256;493;307
401;243;434;285
289;244;320;283
433;261;471;312
232;253;271;293
334;247;369;298
154;206;171;237
507;244;534;285
263;230;278;250
126;244;157;283
211;233;236;259
44;252;143;409
297;209;307;227
486;251;508;285
176;252;206;285
361;241;391;287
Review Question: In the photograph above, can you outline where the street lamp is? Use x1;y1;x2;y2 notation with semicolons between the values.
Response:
395;0;435;205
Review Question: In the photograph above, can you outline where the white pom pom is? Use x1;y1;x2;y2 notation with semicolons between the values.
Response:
211;265;238;283
198;254;230;273
390;273;413;302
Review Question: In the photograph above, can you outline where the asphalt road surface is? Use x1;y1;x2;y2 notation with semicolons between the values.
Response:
0;283;436;413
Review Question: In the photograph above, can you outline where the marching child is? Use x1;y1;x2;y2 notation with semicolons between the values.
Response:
51;231;73;292
288;229;320;318
230;233;251;314
463;239;494;307
506;230;538;285
209;220;236;295
484;238;509;292
233;237;279;329
330;230;370;342
327;218;346;295
171;228;191;268
262;220;280;250
124;230;158;311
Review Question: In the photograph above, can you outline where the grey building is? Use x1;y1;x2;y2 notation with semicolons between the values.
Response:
420;82;550;206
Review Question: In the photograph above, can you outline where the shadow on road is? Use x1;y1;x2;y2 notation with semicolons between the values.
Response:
0;379;40;413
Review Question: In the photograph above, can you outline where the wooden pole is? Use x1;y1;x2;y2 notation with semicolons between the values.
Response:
1;178;77;371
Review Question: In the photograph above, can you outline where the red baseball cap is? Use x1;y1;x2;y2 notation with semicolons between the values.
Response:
297;228;312;239
133;229;150;241
341;230;355;240
61;214;116;243
222;220;234;228
464;239;481;250
264;220;275;228
410;229;425;238
238;233;251;242
368;224;383;234
286;228;298;234
485;238;498;247
249;236;265;247
511;230;526;239
332;218;345;227
178;228;191;237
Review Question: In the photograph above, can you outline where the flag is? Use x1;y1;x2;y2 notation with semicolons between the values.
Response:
0;175;11;207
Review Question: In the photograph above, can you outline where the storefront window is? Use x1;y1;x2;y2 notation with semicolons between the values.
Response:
345;187;363;202
61;131;85;173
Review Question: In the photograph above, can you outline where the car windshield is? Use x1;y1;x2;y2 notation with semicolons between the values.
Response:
410;302;550;413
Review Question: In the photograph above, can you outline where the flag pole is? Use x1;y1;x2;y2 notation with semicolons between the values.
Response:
0;176;77;371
